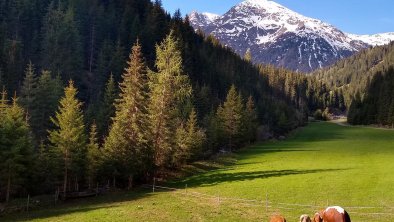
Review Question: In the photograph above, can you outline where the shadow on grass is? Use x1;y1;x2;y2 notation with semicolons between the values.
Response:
182;168;348;188
1;190;153;222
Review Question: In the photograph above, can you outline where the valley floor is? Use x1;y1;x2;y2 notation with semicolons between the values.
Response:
3;122;394;222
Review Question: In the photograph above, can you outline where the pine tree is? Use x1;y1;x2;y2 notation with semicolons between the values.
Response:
0;95;33;203
104;41;149;189
48;80;87;196
148;31;192;170
33;71;63;141
97;74;117;139
243;96;258;144
34;140;54;194
87;122;101;189
19;62;38;117
217;85;244;151
173;109;205;166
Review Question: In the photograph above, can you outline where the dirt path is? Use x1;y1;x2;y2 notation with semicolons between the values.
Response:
330;118;394;131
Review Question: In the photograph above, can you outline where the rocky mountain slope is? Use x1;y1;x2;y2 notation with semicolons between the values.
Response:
189;0;394;72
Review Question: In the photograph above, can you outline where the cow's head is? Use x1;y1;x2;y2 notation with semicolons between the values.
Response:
300;214;311;222
313;212;323;222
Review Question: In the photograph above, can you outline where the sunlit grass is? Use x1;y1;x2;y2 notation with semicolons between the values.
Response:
4;122;394;221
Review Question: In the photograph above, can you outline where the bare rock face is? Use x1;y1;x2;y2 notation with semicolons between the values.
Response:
189;0;394;73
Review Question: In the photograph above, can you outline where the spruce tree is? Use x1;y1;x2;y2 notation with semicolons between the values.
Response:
87;122;101;189
173;109;206;165
104;41;149;189
48;80;87;196
97;74;117;139
19;62;38;117
148;31;192;170
0;95;33;203
33;71;63;141
217;85;244;151
243;96;258;144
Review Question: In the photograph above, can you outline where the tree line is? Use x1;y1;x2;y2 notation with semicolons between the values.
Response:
313;42;394;112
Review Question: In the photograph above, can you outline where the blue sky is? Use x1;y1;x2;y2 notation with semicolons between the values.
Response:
160;0;394;35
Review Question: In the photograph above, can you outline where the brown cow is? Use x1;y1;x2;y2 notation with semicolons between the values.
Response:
270;214;286;222
300;214;312;222
314;206;351;222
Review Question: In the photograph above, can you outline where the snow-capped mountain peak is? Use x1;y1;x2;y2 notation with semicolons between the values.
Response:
238;0;286;13
189;0;393;72
347;32;394;46
189;11;219;29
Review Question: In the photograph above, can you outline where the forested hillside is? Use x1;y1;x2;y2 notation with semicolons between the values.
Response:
348;67;394;126
0;0;306;202
314;42;394;107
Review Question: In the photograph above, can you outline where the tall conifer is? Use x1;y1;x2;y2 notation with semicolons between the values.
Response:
48;80;87;196
148;31;192;170
104;41;149;189
0;95;33;202
19;62;38;116
217;85;244;151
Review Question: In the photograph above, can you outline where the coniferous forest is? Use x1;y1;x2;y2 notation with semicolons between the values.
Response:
0;0;309;202
0;0;393;206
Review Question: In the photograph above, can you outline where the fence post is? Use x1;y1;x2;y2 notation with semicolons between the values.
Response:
153;177;156;193
26;194;30;213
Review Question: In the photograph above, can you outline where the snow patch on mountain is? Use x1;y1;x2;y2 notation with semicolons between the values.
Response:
188;0;392;72
347;32;394;46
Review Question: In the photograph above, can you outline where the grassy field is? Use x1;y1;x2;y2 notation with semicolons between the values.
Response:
3;122;394;221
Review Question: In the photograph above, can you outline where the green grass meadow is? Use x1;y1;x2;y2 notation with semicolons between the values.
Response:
3;122;394;221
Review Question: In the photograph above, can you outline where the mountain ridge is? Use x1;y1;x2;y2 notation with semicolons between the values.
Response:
189;0;394;72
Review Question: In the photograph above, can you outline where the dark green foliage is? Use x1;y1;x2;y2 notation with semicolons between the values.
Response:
19;62;38;116
314;109;323;120
41;3;83;82
348;67;394;126
173;108;206;165
243;96;258;143
87;122;101;189
217;85;244;151
0;95;33;202
32;71;63;141
96;74;117;140
314;42;394;108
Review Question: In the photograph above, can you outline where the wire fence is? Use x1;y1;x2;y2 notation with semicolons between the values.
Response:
0;193;60;215
1;183;393;220
142;183;394;218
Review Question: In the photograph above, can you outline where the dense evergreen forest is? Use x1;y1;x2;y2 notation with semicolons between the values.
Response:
314;42;394;108
348;67;394;126
0;0;308;202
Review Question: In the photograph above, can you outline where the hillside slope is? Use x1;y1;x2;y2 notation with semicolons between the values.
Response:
314;42;394;106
